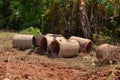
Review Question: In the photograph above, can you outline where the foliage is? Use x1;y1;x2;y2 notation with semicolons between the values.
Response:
0;0;120;42
114;26;120;39
20;27;42;36
41;0;82;37
93;32;113;44
97;0;116;12
0;0;50;30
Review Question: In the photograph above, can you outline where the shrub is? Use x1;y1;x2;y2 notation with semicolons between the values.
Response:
20;27;42;35
114;27;120;39
93;32;112;44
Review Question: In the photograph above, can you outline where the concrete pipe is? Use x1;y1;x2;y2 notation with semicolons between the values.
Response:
46;33;63;37
50;39;79;58
34;35;44;47
12;34;35;49
69;36;92;53
39;33;65;54
96;44;120;62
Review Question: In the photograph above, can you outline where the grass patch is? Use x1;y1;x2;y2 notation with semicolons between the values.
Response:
0;31;16;52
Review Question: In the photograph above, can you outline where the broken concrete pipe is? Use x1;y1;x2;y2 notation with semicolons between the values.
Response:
12;34;35;50
39;33;64;54
96;44;120;62
69;36;92;53
50;39;79;58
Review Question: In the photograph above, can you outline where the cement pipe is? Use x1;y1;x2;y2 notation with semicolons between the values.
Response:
96;44;120;62
50;39;79;58
39;33;65;54
69;36;92;53
12;34;35;49
46;33;63;37
34;35;44;47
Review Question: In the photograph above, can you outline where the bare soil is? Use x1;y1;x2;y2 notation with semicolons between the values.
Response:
0;31;120;80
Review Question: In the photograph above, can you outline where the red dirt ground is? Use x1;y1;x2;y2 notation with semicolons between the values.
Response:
0;50;119;80
0;31;120;80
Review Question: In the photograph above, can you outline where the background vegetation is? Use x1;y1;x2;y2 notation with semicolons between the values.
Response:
0;0;120;43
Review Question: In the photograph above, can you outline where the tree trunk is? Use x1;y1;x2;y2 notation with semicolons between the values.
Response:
78;0;92;40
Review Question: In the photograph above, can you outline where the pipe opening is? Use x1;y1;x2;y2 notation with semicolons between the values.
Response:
86;41;92;53
50;40;60;56
40;37;47;52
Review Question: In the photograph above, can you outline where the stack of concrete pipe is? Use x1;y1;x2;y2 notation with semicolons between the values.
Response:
39;34;92;57
12;33;120;62
12;33;93;57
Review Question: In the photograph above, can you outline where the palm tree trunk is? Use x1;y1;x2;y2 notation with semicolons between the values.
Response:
78;0;92;40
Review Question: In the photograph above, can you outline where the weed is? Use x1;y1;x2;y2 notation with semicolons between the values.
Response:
20;27;42;36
